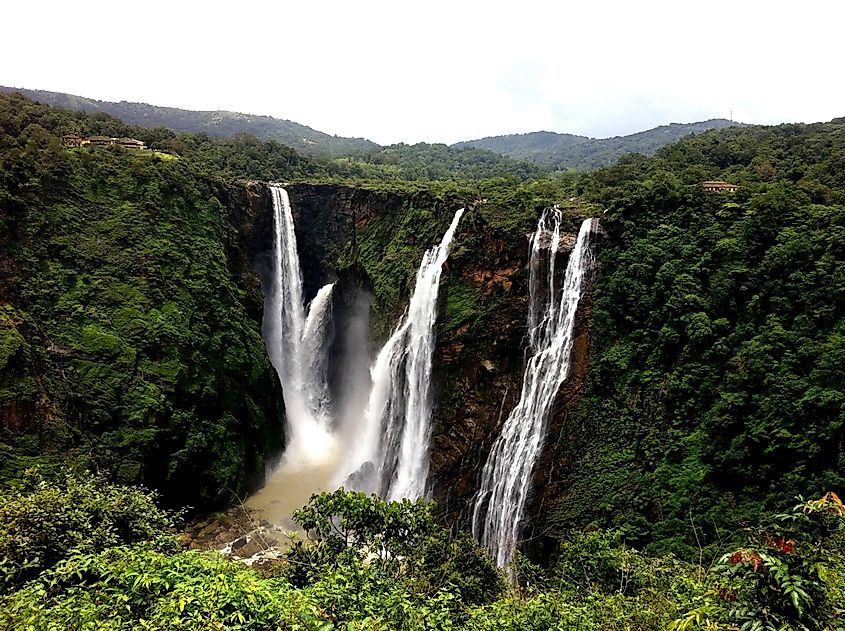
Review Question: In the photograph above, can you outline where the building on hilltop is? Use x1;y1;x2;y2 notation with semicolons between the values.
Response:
81;135;148;150
702;180;739;193
117;137;147;149
87;135;113;146
61;134;87;148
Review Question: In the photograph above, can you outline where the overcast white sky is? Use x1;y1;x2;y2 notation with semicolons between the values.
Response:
4;0;844;145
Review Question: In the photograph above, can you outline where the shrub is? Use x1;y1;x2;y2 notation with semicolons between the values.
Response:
0;544;326;630
712;492;845;631
286;489;505;616
0;468;176;591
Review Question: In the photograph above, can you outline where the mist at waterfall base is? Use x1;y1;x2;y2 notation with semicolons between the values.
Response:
472;212;596;569
246;186;464;528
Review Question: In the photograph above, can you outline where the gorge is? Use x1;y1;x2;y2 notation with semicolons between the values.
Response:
2;92;844;628
227;178;603;567
249;184;468;523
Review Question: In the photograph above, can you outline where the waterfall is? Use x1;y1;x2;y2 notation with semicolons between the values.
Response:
472;211;596;568
263;184;465;505
338;208;465;500
267;185;335;464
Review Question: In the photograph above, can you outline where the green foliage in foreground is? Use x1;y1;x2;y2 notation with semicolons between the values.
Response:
284;488;504;612
0;469;177;592
1;475;843;630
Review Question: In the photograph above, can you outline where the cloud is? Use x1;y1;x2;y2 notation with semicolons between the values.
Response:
2;0;843;145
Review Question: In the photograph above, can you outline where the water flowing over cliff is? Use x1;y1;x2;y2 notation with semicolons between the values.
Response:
472;212;596;568
251;188;465;521
338;208;466;500
265;186;337;466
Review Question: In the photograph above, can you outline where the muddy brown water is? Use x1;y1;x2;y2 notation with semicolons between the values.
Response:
245;457;339;530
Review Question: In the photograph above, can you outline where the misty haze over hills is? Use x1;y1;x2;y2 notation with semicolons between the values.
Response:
2;85;742;170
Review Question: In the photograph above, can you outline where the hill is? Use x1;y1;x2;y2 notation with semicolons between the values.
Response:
1;92;844;630
0;89;544;182
332;141;547;181
0;85;380;157
454;119;742;170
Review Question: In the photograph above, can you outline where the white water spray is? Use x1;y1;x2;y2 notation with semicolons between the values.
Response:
338;208;465;500
260;185;465;511
266;186;336;465
472;212;596;568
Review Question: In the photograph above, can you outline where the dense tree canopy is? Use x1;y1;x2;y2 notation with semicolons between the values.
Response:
1;92;285;504
1;91;844;629
554;119;845;559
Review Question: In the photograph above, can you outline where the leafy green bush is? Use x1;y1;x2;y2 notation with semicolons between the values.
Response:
507;531;712;629
0;469;175;591
287;489;504;607
285;488;435;586
711;493;845;630
0;544;327;631
1;480;843;630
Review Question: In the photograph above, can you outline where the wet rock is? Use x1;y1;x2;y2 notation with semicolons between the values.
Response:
343;461;376;491
430;212;602;544
235;540;262;559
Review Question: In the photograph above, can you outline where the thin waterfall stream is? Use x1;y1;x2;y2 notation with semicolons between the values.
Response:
472;211;596;569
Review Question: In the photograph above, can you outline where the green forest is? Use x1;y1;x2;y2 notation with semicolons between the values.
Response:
1;91;844;629
453;119;740;170
557;121;845;555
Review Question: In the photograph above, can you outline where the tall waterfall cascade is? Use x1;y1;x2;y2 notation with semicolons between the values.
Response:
472;211;596;568
260;184;464;507
266;186;336;465
338;208;466;500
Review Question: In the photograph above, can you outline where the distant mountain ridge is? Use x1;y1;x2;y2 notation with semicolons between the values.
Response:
2;85;743;170
453;119;744;170
0;85;379;157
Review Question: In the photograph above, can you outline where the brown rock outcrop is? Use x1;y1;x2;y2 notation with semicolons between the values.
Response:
429;220;601;547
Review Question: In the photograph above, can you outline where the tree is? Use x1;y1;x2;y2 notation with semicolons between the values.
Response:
286;489;504;606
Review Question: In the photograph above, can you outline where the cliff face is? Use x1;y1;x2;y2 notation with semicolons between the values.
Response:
521;228;601;559
428;228;532;528
222;181;274;325
430;220;602;547
253;182;599;555
0;195;34;440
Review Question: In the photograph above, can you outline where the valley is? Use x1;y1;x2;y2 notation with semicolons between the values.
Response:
0;90;843;629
